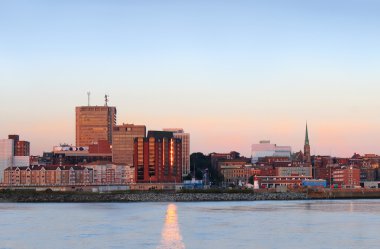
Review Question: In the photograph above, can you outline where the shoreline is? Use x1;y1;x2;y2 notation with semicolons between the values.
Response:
1;189;380;203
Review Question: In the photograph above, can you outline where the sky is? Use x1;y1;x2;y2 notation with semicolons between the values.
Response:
0;0;380;157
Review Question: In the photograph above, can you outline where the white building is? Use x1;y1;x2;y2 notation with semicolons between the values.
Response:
0;139;14;183
85;163;134;184
251;140;291;163
13;156;30;167
163;128;190;176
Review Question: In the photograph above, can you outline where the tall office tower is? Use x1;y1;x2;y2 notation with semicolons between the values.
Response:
134;131;182;183
8;135;30;156
76;106;117;147
112;124;146;165
163;128;190;176
304;123;311;165
0;139;14;183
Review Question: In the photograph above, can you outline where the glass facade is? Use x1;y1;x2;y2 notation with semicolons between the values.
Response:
112;124;146;165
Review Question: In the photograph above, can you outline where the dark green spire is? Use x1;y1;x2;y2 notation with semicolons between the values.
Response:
305;122;309;145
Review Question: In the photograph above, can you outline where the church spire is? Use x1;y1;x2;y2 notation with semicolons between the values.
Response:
304;122;311;165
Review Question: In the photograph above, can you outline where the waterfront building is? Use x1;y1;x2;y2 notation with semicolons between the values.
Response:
76;105;117;147
218;159;257;185
360;168;377;182
163;128;190;176
85;162;135;184
112;124;146;165
258;175;311;188
134;131;182;183
3;165;93;186
0;139;14;183
332;166;360;188
302;179;327;188
251;141;291;163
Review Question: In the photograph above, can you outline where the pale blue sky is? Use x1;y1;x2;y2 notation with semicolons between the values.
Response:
1;0;380;156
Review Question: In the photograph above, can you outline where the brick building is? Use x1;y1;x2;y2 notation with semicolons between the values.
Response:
4;165;93;186
76;105;117;147
8;135;30;156
210;151;240;169
134;131;182;183
332;166;360;188
217;159;255;185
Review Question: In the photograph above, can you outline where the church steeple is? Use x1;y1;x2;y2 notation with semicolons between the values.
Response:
305;122;309;146
304;122;311;165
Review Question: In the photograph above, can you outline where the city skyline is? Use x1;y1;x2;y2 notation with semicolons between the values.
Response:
1;0;380;157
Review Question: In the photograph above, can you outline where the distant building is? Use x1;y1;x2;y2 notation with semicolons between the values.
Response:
360;168;377;182
13;156;30;167
51;143;112;165
218;159;254;185
332;166;360;188
0;139;14;183
76;105;117;147
85;162;135;184
276;167;312;177
3;165;94;186
251;140;291;163
210;151;240;169
256;156;292;167
112;124;146;165
302;179;327;188
8;135;30;156
88;140;112;154
163;128;190;176
134;131;182;183
258;176;310;188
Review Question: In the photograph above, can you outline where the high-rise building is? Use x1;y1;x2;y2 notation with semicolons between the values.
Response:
304;123;311;165
163;128;190;176
76;106;117;147
8;134;30;156
134;131;182;183
251;140;292;163
112;124;146;165
0;139;14;183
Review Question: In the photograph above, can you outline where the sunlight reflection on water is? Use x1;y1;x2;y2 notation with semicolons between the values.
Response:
157;203;185;249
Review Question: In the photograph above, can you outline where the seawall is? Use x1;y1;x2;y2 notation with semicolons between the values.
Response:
0;191;307;202
2;189;380;203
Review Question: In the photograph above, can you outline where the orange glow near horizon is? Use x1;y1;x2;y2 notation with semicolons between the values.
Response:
3;114;379;158
157;203;185;249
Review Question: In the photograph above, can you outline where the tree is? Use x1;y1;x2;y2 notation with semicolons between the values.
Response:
248;175;254;184
190;152;210;180
190;152;224;185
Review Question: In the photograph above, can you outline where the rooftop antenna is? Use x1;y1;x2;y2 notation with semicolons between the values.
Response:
104;94;109;106
87;91;91;106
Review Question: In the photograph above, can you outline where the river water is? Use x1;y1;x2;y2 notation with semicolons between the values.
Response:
1;200;379;249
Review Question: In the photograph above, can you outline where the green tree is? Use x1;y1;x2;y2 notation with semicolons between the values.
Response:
190;152;224;185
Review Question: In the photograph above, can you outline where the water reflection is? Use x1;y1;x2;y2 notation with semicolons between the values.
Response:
157;203;185;249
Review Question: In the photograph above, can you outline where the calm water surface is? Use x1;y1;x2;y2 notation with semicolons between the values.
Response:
1;200;380;249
